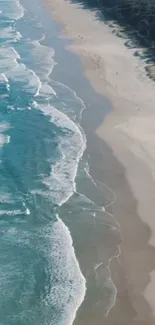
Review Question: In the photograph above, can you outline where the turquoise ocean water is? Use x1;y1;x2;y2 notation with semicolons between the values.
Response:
0;0;120;324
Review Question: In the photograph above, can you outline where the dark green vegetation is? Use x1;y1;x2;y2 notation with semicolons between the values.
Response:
73;0;155;52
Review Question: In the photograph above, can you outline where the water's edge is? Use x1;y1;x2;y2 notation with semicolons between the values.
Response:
0;0;121;324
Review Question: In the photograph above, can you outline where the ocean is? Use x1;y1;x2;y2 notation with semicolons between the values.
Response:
0;0;120;324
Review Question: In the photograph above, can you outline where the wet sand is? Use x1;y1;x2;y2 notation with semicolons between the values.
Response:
44;0;155;324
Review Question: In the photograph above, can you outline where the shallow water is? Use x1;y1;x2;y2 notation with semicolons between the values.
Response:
0;0;120;323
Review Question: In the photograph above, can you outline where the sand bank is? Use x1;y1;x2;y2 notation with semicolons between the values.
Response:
44;0;155;323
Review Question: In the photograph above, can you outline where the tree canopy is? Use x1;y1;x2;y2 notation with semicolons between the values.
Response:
76;0;155;50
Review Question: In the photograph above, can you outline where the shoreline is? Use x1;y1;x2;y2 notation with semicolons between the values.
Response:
43;0;155;324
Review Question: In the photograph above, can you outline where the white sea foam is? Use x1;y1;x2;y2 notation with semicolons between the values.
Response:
51;80;86;120
31;40;55;81
0;122;10;148
0;4;86;322
29;47;87;321
0;209;23;216
43;216;86;325
5;63;42;96
0;73;10;90
21;39;56;97
29;40;87;318
0;134;10;146
39;103;86;206
0;0;24;20
31;101;38;108
0;26;21;43
0;73;9;83
0;47;20;60
22;202;30;215
25;208;30;215
0;202;30;216
7;105;15;111
0;48;19;74
24;37;86;207
39;83;56;97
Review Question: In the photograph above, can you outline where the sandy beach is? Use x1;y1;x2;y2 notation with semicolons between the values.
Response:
44;0;155;324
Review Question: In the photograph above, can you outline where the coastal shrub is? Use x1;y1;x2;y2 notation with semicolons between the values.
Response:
76;0;155;51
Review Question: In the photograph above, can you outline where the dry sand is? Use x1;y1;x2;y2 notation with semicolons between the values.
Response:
44;0;155;323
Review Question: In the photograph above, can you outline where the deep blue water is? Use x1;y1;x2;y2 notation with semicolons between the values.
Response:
0;0;119;324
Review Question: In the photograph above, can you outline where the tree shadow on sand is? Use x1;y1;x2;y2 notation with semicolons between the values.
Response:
70;0;155;80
